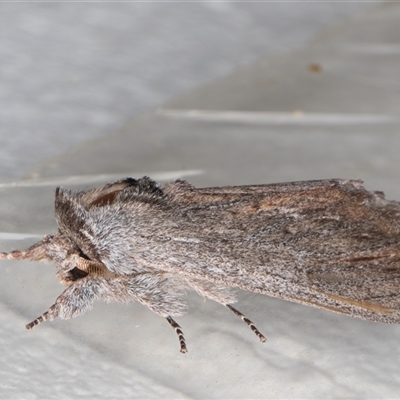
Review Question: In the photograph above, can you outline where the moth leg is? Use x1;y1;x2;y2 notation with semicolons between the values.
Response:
26;303;60;330
26;277;100;329
184;278;266;343
166;316;187;354
226;304;267;342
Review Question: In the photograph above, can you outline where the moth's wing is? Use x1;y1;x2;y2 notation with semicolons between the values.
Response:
77;177;163;208
165;179;400;324
299;251;400;324
166;178;388;218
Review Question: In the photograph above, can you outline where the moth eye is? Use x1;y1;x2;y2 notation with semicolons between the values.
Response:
69;267;89;280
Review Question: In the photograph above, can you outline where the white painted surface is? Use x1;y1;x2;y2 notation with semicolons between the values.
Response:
3;2;398;399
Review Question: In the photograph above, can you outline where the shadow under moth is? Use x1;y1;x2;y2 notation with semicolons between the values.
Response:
1;177;400;353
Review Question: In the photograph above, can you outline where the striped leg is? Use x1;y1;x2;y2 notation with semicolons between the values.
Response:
26;278;99;330
26;303;60;330
166;316;187;354
226;304;267;342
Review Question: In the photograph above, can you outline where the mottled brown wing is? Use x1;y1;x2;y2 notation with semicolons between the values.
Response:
164;179;400;323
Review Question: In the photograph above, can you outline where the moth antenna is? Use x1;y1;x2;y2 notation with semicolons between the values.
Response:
166;316;188;354
226;304;267;343
0;250;29;260
25;304;59;330
0;236;53;261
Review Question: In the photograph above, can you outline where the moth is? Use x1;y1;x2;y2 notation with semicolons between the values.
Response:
1;177;400;353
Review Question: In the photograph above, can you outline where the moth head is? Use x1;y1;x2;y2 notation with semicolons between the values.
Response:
0;233;95;285
0;178;160;283
43;233;95;284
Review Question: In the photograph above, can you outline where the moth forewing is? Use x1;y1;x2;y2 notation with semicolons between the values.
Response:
1;176;400;353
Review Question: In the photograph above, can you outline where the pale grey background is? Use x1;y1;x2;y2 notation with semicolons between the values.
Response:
1;2;370;182
2;2;399;399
